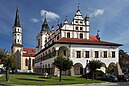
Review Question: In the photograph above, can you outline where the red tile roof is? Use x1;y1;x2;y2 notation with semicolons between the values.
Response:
54;36;122;46
89;36;99;41
35;36;122;56
23;48;36;57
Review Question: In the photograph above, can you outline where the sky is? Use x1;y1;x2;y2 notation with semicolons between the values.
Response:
0;0;129;53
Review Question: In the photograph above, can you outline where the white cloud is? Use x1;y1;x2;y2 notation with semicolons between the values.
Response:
90;9;104;17
30;18;39;23
40;10;60;21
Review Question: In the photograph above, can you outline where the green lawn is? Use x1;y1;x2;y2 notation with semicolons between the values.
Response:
0;73;104;85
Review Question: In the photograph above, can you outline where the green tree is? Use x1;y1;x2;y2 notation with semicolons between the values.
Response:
119;50;129;69
87;60;103;81
0;48;16;81
52;56;73;82
9;54;16;73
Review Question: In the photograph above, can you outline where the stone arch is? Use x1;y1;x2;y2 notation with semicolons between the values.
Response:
48;49;51;58
108;62;116;68
73;63;83;75
52;47;56;57
45;51;48;59
107;62;116;74
58;46;69;57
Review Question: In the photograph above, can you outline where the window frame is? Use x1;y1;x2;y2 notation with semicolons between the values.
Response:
85;51;89;58
112;51;115;58
95;51;99;58
103;51;107;58
76;51;81;58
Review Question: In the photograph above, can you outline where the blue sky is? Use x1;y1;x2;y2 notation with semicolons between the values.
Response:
0;0;129;53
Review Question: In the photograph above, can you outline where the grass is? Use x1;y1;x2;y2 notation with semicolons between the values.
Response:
0;73;104;85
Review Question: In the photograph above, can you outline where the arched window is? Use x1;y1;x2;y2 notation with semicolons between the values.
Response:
28;58;31;70
48;50;51;58
32;59;35;66
25;58;28;66
52;47;56;57
67;32;70;38
80;33;83;39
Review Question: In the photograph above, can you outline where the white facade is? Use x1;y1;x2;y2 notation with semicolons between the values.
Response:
34;7;122;75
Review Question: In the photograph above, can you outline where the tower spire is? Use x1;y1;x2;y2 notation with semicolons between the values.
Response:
41;12;50;34
14;6;20;27
78;3;80;11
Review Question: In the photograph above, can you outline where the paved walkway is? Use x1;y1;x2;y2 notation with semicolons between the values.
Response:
55;82;118;86
6;82;117;86
0;74;3;77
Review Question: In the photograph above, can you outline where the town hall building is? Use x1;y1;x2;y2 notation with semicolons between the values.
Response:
34;6;122;76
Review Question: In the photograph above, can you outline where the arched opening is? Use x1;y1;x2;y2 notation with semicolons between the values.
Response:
58;46;69;57
73;63;83;75
28;58;31;70
107;62;116;74
52;47;56;57
25;58;28;66
48;64;50;75
48;50;51;58
45;51;47;59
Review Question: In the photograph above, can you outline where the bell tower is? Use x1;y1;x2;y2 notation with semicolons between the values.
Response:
36;13;51;53
11;7;23;54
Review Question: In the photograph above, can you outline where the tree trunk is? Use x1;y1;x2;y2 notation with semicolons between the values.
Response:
92;72;94;81
6;67;9;82
11;68;14;74
59;69;62;82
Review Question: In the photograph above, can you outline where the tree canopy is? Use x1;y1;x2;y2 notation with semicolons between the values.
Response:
0;48;16;81
52;56;73;81
87;60;104;80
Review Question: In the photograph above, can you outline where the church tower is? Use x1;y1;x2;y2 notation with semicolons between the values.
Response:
36;13;51;53
11;7;23;54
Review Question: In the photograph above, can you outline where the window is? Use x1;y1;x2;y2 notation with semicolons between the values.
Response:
80;33;83;39
18;39;19;43
75;21;78;23
28;58;31;70
80;27;83;30
95;51;99;58
67;32;70;38
80;21;83;24
112;51;115;58
85;51;89;58
32;59;35;66
25;58;28;66
76;27;78;30
76;51;81;58
104;51;107;58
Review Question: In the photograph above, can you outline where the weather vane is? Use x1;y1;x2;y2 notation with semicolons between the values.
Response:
78;3;80;10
